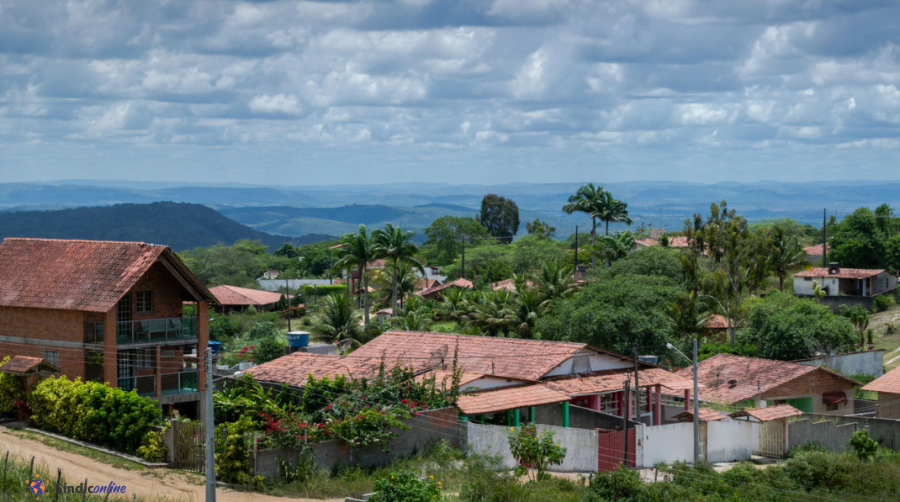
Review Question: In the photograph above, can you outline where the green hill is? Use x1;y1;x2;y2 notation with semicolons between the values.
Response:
0;201;333;251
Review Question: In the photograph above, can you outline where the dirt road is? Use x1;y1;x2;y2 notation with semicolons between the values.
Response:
0;427;343;502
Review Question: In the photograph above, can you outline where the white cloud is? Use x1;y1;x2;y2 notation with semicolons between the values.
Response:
249;94;302;115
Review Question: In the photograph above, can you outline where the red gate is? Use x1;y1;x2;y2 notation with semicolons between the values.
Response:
597;429;635;471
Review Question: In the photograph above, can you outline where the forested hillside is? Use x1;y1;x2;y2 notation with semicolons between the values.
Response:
0;201;332;251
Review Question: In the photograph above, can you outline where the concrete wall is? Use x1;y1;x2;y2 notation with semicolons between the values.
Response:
794;276;839;296
636;422;694;467
796;350;884;378
463;422;599;472
878;392;900;420
788;418;857;453
793;413;900;451
534;403;637;430
250;408;461;477
706;420;756;463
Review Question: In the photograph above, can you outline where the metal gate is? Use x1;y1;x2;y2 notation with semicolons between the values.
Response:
758;420;785;458
597;429;635;471
173;421;205;472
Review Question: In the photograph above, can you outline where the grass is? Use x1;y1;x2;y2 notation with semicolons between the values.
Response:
4;429;147;472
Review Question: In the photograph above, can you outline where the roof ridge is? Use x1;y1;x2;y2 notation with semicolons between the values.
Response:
380;330;587;346
2;237;163;247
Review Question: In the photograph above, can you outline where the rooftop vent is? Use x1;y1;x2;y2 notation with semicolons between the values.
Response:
727;379;738;389
828;262;841;275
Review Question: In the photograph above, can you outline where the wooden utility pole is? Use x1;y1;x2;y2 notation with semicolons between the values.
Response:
623;380;630;464
823;208;828;268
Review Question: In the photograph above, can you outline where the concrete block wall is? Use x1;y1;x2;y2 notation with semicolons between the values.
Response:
462;422;599;472
796;350;884;378
534;403;637;430
789;418;857;453
792;413;900;451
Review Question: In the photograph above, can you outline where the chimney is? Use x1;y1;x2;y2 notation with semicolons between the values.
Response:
828;262;840;275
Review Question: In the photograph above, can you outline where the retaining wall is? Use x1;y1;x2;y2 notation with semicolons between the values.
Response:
788;418;857;453
790;413;900;451
795;350;884;378
463;422;599;472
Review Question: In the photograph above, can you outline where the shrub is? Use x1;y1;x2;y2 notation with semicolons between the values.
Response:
506;424;567;482
369;470;441;502
0;357;25;416
215;415;257;485
849;428;879;461
589;466;644;501
784;451;854;491
874;294;893;312
136;428;168;463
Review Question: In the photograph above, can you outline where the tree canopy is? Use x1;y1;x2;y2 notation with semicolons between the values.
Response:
477;194;521;244
421;216;494;266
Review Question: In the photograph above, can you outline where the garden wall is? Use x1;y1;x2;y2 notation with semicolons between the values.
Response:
250;407;461;477
534;404;637;430
634;420;756;468
795;350;884;378
788;413;900;453
462;422;599;472
788;418;857;453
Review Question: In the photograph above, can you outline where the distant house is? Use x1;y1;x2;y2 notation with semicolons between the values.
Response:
676;354;859;415
632;238;659;250
417;278;474;300
793;263;897;308
803;244;828;262
0;238;215;419
700;315;731;341
209;285;290;313
489;278;535;292
861;367;900;420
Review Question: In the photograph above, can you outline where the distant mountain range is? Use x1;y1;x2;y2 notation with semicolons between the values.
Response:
0;202;331;251
2;180;900;241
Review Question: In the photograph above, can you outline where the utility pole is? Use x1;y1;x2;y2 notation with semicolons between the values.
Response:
205;348;216;502
692;338;700;464
823;208;827;268
622;379;630;465
633;347;641;426
574;225;579;269
461;237;466;280
284;277;291;332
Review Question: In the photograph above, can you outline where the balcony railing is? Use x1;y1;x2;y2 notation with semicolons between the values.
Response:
118;375;156;398
84;322;104;344
161;371;199;396
116;317;198;346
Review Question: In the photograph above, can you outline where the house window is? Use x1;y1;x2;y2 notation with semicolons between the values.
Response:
135;291;154;313
44;350;60;367
161;350;176;359
136;349;154;369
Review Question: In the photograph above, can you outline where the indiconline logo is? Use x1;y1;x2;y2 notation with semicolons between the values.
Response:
27;477;127;498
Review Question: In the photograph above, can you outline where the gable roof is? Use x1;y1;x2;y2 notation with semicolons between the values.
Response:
348;331;637;381
210;285;284;307
0;356;60;375
545;367;695;396
245;352;382;387
490;278;535;292
675;353;858;405
730;404;804;422
703;315;730;329
633;238;659;248
0;238;214;313
794;267;884;280
803;244;828;256
862;366;900;394
457;384;571;415
667;236;691;248
418;278;473;298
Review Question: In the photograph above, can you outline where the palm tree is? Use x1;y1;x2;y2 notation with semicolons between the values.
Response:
509;287;549;338
562;183;606;263
391;310;433;332
333;225;376;325
595;232;634;266
596;192;633;236
372;223;426;311
312;292;363;346
533;260;575;301
371;261;420;309
770;226;806;291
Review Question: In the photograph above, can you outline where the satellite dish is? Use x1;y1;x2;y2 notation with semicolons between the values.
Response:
335;339;354;355
426;344;449;370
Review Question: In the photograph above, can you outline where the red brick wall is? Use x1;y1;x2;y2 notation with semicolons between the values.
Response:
760;370;854;400
0;306;86;378
126;263;186;320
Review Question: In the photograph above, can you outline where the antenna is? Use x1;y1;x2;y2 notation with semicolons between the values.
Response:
425;344;449;370
335;339;353;355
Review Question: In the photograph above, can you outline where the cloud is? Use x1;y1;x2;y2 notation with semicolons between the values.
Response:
0;0;898;184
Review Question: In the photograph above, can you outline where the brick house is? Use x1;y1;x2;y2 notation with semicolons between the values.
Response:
861;366;900;419
0;238;215;419
676;354;859;415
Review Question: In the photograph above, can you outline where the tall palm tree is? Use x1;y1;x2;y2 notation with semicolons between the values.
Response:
372;223;426;311
596;192;633;236
333;225;376;325
509;287;550;339
533;260;575;301
770;226;806;291
312;292;363;346
562;183;606;251
371;261;420;308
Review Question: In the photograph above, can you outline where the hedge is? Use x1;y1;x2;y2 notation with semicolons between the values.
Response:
28;376;161;455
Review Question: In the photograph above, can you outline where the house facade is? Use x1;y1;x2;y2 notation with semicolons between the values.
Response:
861;366;900;420
794;264;897;298
0;238;214;419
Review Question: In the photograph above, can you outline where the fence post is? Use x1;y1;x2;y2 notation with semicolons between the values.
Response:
55;468;61;501
3;450;7;486
82;478;87;502
28;456;34;482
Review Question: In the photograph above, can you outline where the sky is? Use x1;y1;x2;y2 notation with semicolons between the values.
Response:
1;0;899;185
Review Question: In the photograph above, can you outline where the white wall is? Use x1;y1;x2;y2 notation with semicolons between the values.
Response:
796;350;884;378
543;349;633;378
464;422;599;472
706;421;756;463
635;422;694;468
793;276;838;296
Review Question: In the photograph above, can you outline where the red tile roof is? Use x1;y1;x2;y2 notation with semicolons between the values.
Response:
457;384;571;415
418;278;474;298
348;331;616;381
210;285;284;307
730;404;804;422
675;354;858;405
803;244;828;256
415;371;492;389
545;368;695;396
0;238;213;312
704;315;730;329
672;407;728;422
794;267;884;280
245;352;382;386
490;278;535;292
417;278;440;291
634;238;659;248
0;356;60;375
862;366;900;394
667;236;691;248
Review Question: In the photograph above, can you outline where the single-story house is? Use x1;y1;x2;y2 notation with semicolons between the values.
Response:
209;285;290;314
803;244;828;262
700;315;731;341
676;354;859;415
861;366;900;420
793;263;897;298
489;278;535;292
417;278;474;300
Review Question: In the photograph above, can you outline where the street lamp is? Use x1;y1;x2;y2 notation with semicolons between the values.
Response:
667;339;701;464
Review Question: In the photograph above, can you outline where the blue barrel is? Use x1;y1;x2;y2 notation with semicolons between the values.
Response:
208;341;222;356
286;331;310;348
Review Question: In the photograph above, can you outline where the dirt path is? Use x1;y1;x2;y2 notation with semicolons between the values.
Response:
0;428;342;502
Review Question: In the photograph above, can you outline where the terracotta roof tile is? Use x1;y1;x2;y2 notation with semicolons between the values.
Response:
415;371;492;389
634;238;659;247
803;244;828;256
210;285;284;306
489;278;535;292
0;238;184;312
704;315;730;329
545;368;694;396
418;278;473;298
667;236;691;248
794;267;884;280
672;407;728;422
730;404;804;422
245;352;382;386
457;384;571;415
862;366;900;394
0;356;60;375
676;354;821;405
348;331;591;381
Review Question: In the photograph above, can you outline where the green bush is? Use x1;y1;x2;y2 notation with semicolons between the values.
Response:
302;284;347;299
0;356;26;416
137;428;168;462
28;376;161;454
849;428;879;461
507;424;567;482
369;470;441;502
874;294;893;312
783;451;854;491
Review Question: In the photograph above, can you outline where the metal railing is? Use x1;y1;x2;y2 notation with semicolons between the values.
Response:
161;371;199;396
116;317;198;345
84;321;104;344
118;375;156;398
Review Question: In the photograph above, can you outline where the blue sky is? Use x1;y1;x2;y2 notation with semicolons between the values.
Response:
1;0;899;185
